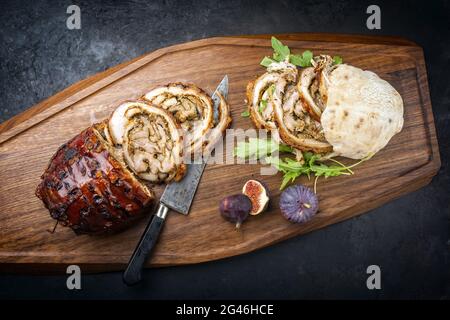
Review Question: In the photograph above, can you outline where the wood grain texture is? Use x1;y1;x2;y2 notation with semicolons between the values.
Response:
0;34;440;273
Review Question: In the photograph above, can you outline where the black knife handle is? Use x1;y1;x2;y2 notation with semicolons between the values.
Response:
123;203;168;286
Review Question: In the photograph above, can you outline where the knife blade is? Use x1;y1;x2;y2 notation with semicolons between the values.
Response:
123;76;229;285
160;75;228;214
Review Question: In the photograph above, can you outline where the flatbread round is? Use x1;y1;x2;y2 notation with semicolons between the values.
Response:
321;64;404;159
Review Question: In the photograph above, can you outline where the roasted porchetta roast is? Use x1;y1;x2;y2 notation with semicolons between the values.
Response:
36;83;231;235
247;56;404;159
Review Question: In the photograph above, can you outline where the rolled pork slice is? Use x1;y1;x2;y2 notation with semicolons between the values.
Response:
108;101;186;183
273;76;332;154
246;61;298;131
298;56;337;122
202;91;232;156
142;83;214;158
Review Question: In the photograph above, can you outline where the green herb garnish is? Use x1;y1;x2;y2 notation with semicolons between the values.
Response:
234;138;370;190
265;152;372;190
259;99;268;113
259;37;314;67
260;56;277;67
289;50;314;67
333;55;343;65
260;37;343;70
271;36;290;62
234;138;293;160
241;110;250;117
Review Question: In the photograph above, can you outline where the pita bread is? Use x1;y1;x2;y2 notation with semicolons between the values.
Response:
321;64;404;159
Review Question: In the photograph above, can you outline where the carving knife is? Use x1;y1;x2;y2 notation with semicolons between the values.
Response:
123;75;229;285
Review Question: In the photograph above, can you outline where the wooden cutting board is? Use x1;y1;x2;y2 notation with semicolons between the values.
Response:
0;34;440;273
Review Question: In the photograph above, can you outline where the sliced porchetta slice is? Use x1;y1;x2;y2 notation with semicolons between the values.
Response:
273;79;333;154
142;83;214;157
203;91;232;155
108;101;186;183
297;67;322;121
246;61;298;130
297;55;337;121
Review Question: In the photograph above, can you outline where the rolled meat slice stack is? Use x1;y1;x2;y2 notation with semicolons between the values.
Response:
143;83;219;158
273;78;332;154
108;101;186;183
247;61;298;131
246;61;331;154
297;55;336;121
35;122;154;235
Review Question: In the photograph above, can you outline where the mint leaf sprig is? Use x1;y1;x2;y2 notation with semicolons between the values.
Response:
289;50;313;67
271;37;290;62
260;36;343;69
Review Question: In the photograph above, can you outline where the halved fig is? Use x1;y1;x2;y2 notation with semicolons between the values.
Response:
142;83;214;158
108;100;185;183
242;179;270;215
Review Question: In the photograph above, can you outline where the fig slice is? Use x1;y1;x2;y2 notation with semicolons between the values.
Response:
242;180;270;215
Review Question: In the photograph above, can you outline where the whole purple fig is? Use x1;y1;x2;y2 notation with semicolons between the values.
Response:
219;194;252;228
280;184;318;223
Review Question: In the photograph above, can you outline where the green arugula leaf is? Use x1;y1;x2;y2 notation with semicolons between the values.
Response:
280;171;301;190
278;144;294;153
333;55;343;65
310;164;351;178
271;37;290;62
260;56;276;67
235;138;365;190
264;152;362;190
241;110;250;117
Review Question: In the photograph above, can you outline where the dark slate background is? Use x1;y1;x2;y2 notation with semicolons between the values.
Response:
0;0;449;299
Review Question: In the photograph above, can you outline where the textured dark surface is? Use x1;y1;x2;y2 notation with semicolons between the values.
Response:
0;0;449;299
